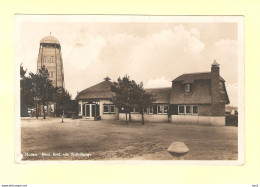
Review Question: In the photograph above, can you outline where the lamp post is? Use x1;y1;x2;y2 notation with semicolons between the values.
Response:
34;97;40;119
61;110;64;123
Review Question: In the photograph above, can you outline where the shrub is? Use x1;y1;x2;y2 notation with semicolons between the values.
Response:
225;115;238;126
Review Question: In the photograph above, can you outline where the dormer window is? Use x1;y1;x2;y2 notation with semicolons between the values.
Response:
185;84;191;93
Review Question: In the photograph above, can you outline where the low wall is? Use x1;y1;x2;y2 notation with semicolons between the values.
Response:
119;113;169;123
171;115;225;126
119;113;225;125
101;114;119;120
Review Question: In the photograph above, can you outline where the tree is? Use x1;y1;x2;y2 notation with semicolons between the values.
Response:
112;75;133;125
30;66;54;119
20;64;35;116
112;75;153;125
132;82;153;125
53;86;71;118
20;64;26;78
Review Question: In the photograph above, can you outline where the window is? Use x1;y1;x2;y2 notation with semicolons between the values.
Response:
185;84;191;93
50;56;54;63
178;105;185;114
131;107;140;113
110;105;115;113
78;104;82;115
193;105;198;115
178;105;198;115
43;56;47;63
103;105;109;113
148;105;169;115
103;104;115;114
164;105;169;114
157;105;163;114
186;105;191;114
143;107;148;113
149;106;153;114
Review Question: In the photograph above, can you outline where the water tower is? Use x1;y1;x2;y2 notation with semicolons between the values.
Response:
37;34;64;88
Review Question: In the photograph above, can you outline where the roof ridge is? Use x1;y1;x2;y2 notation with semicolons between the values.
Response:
181;71;211;75
172;71;225;82
145;87;171;90
78;80;112;94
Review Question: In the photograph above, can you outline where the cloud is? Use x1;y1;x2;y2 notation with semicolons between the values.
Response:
67;25;207;98
226;83;238;107
62;34;106;70
202;39;238;85
19;22;237;103
145;76;172;88
190;28;200;38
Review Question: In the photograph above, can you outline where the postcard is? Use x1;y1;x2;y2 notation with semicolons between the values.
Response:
15;15;244;164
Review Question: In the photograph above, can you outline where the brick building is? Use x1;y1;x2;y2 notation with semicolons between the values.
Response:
76;61;230;125
37;34;65;88
37;34;65;116
169;61;230;125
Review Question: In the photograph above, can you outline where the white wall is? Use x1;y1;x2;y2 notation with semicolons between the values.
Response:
119;113;169;123
209;116;226;126
99;99;119;120
171;115;225;126
78;100;83;116
119;113;225;125
77;99;119;119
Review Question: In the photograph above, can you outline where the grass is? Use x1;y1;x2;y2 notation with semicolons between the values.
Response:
21;117;238;160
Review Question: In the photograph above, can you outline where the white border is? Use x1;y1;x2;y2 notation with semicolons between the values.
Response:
14;15;244;165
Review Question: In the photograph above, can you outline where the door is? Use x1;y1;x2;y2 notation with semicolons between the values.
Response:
92;104;96;117
84;104;96;118
85;104;90;117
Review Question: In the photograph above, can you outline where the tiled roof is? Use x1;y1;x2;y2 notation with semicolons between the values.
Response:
145;87;171;104
76;81;115;100
169;79;212;104
170;75;230;105
76;75;229;105
173;72;225;82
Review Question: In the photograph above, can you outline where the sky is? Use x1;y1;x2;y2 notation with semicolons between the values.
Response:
17;16;239;106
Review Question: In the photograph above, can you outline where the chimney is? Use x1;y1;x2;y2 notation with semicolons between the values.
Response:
211;59;220;76
211;60;222;116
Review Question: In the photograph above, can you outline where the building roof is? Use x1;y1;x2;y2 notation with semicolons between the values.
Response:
145;87;171;104
76;81;115;100
76;80;172;103
40;35;60;45
170;79;212;104
170;71;229;105
172;72;225;82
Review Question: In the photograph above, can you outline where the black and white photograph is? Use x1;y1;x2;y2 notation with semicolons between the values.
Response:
15;15;244;163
